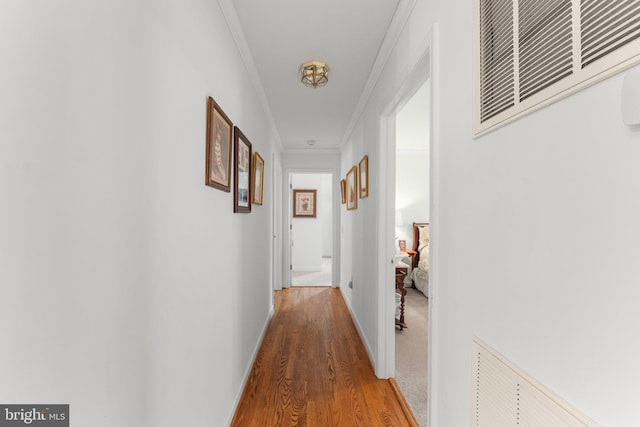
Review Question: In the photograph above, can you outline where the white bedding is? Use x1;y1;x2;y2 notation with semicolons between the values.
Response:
409;225;429;296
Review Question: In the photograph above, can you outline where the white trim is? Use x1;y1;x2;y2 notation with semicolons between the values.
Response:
339;0;418;149
226;305;275;426
282;148;341;156
218;0;283;150
376;25;439;427
272;152;283;292
427;25;440;427
284;168;340;289
340;286;376;367
377;28;435;378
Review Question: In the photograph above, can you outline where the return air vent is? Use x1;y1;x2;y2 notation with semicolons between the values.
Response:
472;337;600;427
519;0;573;101
474;0;640;136
581;0;640;68
479;0;515;122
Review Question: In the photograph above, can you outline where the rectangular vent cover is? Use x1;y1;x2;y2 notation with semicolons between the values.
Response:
472;337;600;427
474;0;640;136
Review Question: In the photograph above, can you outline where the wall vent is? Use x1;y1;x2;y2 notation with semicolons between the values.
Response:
472;337;600;427
474;0;640;136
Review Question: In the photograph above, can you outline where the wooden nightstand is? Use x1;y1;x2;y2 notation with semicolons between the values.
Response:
395;269;407;330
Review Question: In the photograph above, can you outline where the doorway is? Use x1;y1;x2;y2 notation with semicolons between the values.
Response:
290;173;333;287
394;78;430;426
377;26;438;427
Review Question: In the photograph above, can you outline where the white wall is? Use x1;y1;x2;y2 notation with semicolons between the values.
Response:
0;2;147;425
396;80;431;246
0;1;279;426
342;0;640;426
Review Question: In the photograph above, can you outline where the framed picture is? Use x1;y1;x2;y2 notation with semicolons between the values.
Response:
359;154;368;198
340;179;346;204
293;189;317;218
253;152;264;205
346;166;358;210
233;127;252;213
205;97;233;192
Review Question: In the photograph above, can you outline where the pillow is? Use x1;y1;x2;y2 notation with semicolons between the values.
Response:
418;225;430;252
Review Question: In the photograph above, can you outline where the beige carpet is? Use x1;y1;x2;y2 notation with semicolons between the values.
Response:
395;287;428;426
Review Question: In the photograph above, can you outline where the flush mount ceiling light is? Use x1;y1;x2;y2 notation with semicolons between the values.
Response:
300;60;329;88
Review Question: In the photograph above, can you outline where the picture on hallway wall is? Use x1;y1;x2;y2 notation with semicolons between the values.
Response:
205;97;233;192
253;152;264;205
359;155;369;198
340;179;346;204
346;166;358;210
233;127;252;213
293;189;317;217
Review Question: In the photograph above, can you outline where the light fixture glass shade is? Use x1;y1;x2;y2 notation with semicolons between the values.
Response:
300;60;329;88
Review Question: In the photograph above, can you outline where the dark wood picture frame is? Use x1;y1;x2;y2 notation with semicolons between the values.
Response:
253;152;264;205
340;179;346;204
233;127;252;213
359;154;369;198
293;189;317;218
346;166;358;210
205;97;233;192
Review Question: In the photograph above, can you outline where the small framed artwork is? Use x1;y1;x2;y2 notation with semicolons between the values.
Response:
346;166;358;210
253;152;264;205
205;97;233;192
293;189;317;218
233;127;252;213
340;179;346;204
359;154;369;198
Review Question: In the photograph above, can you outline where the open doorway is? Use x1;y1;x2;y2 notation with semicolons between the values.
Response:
290;173;333;287
394;78;430;426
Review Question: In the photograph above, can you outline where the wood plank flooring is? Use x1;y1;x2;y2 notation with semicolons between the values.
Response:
231;287;417;427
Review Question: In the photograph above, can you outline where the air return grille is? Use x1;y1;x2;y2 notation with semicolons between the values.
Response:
474;0;640;136
581;0;640;68
479;0;515;122
519;0;573;101
472;337;600;427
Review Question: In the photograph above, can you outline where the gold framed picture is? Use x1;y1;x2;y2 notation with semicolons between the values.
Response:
205;97;233;192
293;189;317;217
346;166;358;210
340;179;346;204
233;127;252;213
359;154;368;198
252;152;264;205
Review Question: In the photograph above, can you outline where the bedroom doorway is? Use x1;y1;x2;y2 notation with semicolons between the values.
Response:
290;172;333;287
394;78;431;426
376;25;438;427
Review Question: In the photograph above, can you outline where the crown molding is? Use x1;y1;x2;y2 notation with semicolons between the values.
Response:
339;0;418;150
282;148;341;156
218;0;283;151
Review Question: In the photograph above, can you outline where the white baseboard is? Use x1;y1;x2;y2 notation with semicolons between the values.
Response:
339;287;375;370
225;304;275;426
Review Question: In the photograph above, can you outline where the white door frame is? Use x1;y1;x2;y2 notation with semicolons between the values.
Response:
283;168;340;289
272;152;283;294
376;25;440;424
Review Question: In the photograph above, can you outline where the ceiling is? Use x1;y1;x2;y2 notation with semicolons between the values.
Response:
227;0;404;151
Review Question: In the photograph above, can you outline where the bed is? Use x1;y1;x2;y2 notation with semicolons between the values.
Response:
409;222;429;296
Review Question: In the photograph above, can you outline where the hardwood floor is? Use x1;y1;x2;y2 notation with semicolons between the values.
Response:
231;287;417;427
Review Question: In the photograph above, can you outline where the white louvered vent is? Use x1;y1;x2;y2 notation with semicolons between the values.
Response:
479;0;515;122
519;0;573;101
472;337;600;427
474;0;640;136
581;0;640;68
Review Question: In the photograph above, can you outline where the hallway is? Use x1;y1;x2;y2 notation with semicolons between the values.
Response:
231;287;416;426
